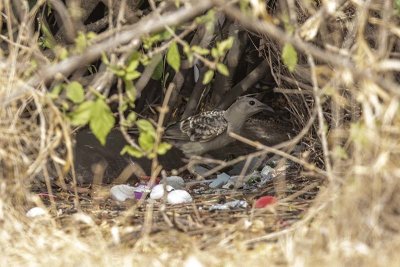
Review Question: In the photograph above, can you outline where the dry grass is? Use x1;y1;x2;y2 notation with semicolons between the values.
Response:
1;0;400;266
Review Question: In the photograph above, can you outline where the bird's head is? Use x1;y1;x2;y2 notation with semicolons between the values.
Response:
230;96;274;115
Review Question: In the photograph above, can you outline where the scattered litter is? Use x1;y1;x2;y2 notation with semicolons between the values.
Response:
255;196;277;208
260;165;275;184
160;176;185;190
209;173;230;188
209;200;248;211
26;207;47;218
167;190;193;204
110;184;150;201
150;184;174;200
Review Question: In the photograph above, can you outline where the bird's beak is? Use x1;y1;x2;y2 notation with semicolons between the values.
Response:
259;103;274;113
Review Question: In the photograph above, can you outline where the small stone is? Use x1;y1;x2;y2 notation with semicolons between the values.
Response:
26;207;47;218
160;176;185;190
209;173;230;188
167;190;192;204
110;184;137;202
150;184;174;200
261;166;275;184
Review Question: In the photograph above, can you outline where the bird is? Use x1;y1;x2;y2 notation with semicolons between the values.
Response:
164;95;274;156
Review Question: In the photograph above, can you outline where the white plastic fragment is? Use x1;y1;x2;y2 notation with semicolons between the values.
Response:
261;165;275;183
209;173;230;188
110;184;137;202
209;200;248;211
26;207;47;218
167;190;193;204
150;184;174;200
160;176;185;190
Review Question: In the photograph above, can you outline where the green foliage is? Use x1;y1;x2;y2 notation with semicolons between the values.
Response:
38;19;56;49
396;0;400;14
282;43;298;72
69;101;94;125
157;142;172;155
49;84;63;99
136;119;156;137
66;81;85;103
121;145;144;158
152;59;164;80
216;63;229;76
195;9;215;31
143;30;173;50
122;119;172;158
89;98;115;145
74;31;97;53
191;46;209;55
68;97;115;146
167;42;181;72
203;70;214;84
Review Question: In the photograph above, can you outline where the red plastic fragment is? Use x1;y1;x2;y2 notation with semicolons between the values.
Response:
255;196;277;208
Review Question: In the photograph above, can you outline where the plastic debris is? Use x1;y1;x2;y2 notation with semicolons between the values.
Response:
209;200;248;211
209;173;230;188
261;165;275;183
167;190;193;204
110;184;149;201
160;176;185;190
255;196;277;208
26;207;47;218
150;184;174;200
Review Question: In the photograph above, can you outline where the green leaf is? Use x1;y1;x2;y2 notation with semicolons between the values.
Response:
89;98;115;145
126;61;139;72
139;132;155;152
211;48;219;59
216;63;229;76
125;70;141;80
136;119;156;137
191;45;209;55
396;0;400;14
66;81;85;103
217;37;234;55
203;70;214;84
121;145;143;158
69;100;94;126
126;112;137;126
157;142;172;155
152;60;164;80
167;42;180;72
183;44;194;64
49;84;63;99
282;43;298;72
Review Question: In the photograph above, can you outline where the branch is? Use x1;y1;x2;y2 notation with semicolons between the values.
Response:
28;1;213;87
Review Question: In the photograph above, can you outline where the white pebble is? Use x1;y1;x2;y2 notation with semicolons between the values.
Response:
150;184;174;200
26;207;47;218
167;190;192;204
110;184;136;202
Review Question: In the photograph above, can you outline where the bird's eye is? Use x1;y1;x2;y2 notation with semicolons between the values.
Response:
249;100;255;106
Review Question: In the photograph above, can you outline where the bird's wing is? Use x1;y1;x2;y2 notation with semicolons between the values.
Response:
179;110;228;142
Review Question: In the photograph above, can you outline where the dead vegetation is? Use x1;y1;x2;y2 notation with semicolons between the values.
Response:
1;0;400;266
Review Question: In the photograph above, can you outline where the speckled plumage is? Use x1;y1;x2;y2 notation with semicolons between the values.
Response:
179;110;227;142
